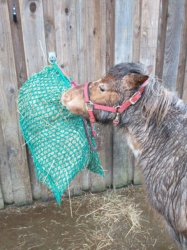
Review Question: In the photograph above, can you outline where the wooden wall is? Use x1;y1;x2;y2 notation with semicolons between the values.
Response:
0;0;186;209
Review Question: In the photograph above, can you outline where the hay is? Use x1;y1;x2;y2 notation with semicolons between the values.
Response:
0;188;176;250
67;189;149;250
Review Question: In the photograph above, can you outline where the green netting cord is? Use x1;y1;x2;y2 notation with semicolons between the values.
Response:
18;63;104;204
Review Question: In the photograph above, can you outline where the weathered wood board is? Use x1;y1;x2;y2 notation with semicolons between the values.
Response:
162;0;185;91
0;183;4;209
19;0;49;201
0;0;32;205
113;0;135;188
0;118;13;204
0;0;187;208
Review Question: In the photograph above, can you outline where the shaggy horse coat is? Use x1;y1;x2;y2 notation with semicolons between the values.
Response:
62;63;187;249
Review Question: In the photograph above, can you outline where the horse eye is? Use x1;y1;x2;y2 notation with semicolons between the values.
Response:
99;85;106;92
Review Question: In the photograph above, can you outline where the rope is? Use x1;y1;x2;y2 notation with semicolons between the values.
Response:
83;119;98;152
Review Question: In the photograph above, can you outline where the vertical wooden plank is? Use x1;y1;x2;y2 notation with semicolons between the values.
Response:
176;0;187;97
76;0;87;85
181;0;187;102
7;0;27;88
8;0;41;201
19;0;47;75
155;0;169;79
19;0;49;201
87;0;107;193
0;118;13;204
104;0;115;188
7;1;35;202
132;0;142;184
27;153;42;200
55;0;82;196
135;0;160;184
43;0;56;55
0;182;4;209
55;0;79;80
8;0;33;206
181;18;187;103
42;0;56;200
89;0;107;192
162;0;185;91
113;0;135;188
139;0;160;71
75;0;90;192
113;130;131;188
182;58;187;102
0;0;15;203
54;1;69;73
115;0;135;63
73;0;91;195
106;0;115;71
132;0;142;62
0;1;32;205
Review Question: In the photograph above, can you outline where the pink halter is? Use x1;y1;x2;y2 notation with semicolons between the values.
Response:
83;80;149;136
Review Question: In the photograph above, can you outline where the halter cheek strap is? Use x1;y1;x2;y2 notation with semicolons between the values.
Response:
84;80;149;136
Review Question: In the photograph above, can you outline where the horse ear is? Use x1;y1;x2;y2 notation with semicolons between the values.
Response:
122;73;149;89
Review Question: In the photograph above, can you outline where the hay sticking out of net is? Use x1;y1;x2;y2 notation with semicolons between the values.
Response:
18;63;104;204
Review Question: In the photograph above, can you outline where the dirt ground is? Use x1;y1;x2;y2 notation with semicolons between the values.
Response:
0;187;177;250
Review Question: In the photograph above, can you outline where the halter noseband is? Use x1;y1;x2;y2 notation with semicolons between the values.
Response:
83;79;149;137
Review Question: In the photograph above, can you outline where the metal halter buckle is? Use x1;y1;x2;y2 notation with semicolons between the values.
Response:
129;91;140;105
114;105;120;110
113;113;120;126
86;102;94;111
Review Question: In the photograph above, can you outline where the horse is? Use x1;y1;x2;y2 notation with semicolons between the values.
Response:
61;63;187;249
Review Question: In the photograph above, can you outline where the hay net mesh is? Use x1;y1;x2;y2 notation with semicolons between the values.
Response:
18;63;104;204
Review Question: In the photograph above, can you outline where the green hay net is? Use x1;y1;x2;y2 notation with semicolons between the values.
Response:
18;63;104;204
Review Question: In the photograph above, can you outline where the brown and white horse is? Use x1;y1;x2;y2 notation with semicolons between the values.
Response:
61;63;187;249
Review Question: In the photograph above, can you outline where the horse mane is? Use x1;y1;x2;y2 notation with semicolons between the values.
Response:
140;76;173;126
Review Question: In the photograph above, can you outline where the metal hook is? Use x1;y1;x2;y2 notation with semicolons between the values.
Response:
48;52;57;64
13;4;18;23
